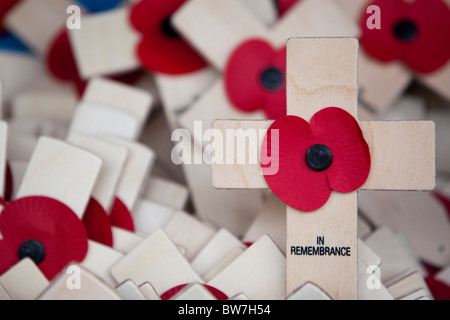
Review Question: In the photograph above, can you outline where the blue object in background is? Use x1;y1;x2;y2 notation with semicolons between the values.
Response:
74;0;126;13
0;33;31;54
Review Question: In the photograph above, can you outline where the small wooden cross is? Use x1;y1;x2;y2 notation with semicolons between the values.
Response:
212;38;435;299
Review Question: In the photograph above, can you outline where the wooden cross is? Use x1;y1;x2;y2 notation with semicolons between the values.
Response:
212;38;435;299
173;0;359;148
334;0;450;119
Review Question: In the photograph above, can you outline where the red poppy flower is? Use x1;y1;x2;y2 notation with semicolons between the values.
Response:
0;196;88;280
109;197;135;232
261;107;371;212
0;0;20;34
224;39;287;120
82;198;113;247
161;283;228;300
275;0;300;16
130;0;207;74
46;29;143;96
360;0;450;74
425;277;450;300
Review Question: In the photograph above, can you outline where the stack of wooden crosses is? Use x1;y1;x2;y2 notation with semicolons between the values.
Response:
0;0;449;301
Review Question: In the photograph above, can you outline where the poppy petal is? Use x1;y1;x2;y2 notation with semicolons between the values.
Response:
0;0;19;34
262;115;332;212
275;0;300;16
136;36;207;74
82;198;114;247
161;283;229;300
130;0;207;74
109;197;135;232
310;107;371;193
224;39;286;119
0;196;88;280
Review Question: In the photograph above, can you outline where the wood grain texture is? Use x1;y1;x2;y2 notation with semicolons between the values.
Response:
5;0;72;55
110;229;202;295
107;138;156;210
207;235;285;300
80;241;125;288
68;6;140;79
173;0;268;70
38;266;122;300
67;132;128;212
0;258;49;300
16;137;102;219
164;211;216;261
190;228;246;277
359;191;450;268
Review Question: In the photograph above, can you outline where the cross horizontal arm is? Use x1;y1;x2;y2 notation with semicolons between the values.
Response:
211;119;435;191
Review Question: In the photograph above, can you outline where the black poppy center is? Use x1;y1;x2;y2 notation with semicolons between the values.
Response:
161;16;179;39
260;67;284;91
393;19;418;42
18;240;46;265
306;144;333;172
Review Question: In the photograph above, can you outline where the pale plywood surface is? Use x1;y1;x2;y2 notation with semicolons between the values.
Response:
359;191;450;268
0;258;49;300
68;6;140;79
208;235;285;300
285;282;333;300
357;259;394;300
202;247;245;283
143;177;189;211
80;240;125;288
286;192;358;300
132;200;175;236
82;77;153;125
0;284;11;300
112;227;144;255
163;211;216;261
110;229;203;295
5;0;72;55
364;227;425;284
154;67;219;131
170;283;217;300
9;161;28;200
243;194;286;254
38;266;122;300
11;90;77;123
240;0;277;27
420;62;450;103
173;0;268;70
106;138;156;210
16;137;102;219
178;79;266;149
211;120;435;191
357;52;412;119
69;102;140;141
0;53;42;104
386;271;432;300
138;282;161;300
177;131;265;237
190;228;246;277
67;132;128;212
115;279;146;300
